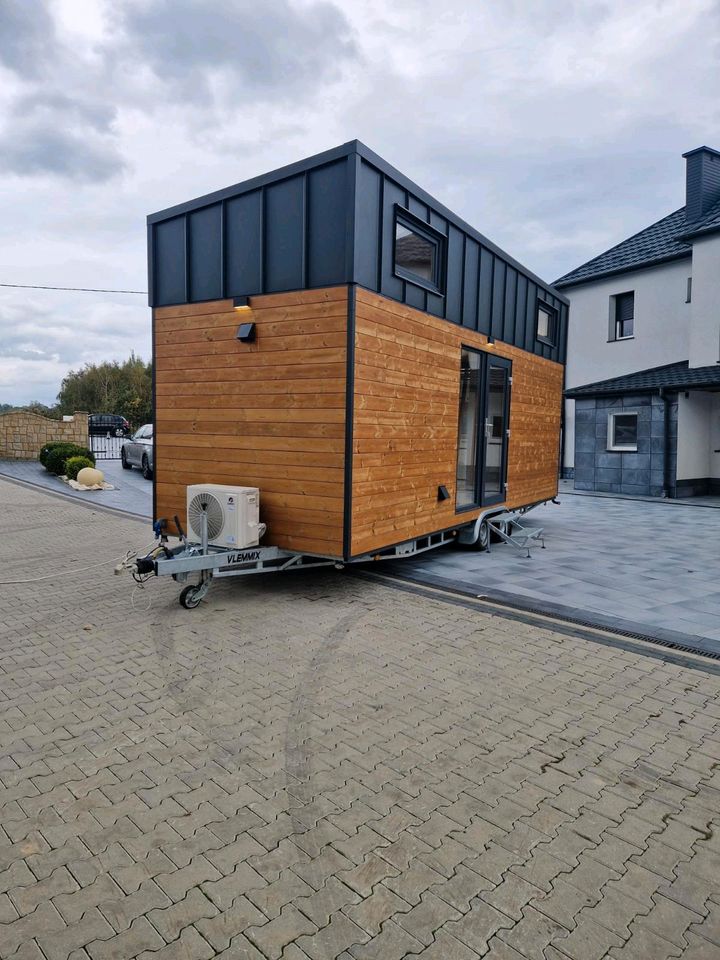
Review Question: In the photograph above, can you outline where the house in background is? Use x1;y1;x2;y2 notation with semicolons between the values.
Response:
556;146;720;498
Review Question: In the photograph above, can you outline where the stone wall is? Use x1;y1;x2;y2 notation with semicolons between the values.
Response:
573;394;677;497
0;411;89;460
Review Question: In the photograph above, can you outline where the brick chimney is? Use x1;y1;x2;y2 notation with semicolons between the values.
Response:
683;146;720;222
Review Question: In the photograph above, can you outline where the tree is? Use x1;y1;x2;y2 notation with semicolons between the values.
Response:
57;354;152;429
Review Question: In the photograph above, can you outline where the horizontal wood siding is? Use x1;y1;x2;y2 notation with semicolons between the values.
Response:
351;288;563;556
154;287;347;556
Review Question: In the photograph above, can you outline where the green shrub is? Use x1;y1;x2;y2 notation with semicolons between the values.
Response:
39;440;71;467
65;456;95;481
45;444;96;476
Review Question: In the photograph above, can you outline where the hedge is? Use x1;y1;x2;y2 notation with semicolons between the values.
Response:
43;444;96;476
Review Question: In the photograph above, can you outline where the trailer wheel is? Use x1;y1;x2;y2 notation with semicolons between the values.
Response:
475;519;490;551
179;584;203;609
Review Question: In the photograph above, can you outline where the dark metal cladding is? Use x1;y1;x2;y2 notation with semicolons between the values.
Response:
147;140;568;362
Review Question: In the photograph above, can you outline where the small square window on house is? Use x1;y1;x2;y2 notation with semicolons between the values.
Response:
607;411;638;451
612;291;634;339
536;302;557;345
394;210;444;292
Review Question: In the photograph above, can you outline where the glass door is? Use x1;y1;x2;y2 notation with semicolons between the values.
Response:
480;356;511;505
455;350;512;510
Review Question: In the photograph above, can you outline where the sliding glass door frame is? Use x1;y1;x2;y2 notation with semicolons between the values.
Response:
479;354;512;507
455;347;512;512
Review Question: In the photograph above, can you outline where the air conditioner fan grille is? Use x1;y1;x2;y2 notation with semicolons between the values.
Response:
188;492;225;541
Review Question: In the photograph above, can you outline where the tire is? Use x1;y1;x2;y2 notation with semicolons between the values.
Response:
115;428;124;438
121;449;132;470
469;519;490;551
179;584;202;609
142;455;153;481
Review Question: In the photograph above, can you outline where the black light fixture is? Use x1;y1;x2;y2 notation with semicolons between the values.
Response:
437;484;450;501
233;296;251;310
486;335;495;345
236;322;256;343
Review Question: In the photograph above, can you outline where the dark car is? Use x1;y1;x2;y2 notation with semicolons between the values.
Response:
88;414;130;437
121;424;154;479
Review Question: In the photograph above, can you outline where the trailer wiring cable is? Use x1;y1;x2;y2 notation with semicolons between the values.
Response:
0;542;157;586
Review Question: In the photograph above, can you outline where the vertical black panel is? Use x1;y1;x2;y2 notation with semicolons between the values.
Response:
307;161;348;287
264;176;304;292
491;259;505;339
503;266;517;345
516;274;528;351
380;178;404;300
525;281;538;353
445;225;464;324
154;216;186;306
188;205;222;302
478;247;493;335
426;292;444;317
225;191;262;296
407;196;428;221
462;238;479;330
354;160;381;289
405;283;425;310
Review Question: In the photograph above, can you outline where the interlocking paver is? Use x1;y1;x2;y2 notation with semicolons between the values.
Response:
445;897;514;954
3;479;720;960
194;894;266;950
295;911;369;959
245;903;315;959
86;915;165;960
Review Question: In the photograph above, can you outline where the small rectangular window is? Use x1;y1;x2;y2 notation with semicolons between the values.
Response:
394;208;444;293
608;411;638;451
686;277;692;303
536;301;557;346
614;292;634;339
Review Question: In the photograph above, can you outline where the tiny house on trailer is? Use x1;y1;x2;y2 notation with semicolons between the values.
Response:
148;141;568;565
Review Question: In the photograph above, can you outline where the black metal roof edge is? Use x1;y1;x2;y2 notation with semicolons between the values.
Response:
554;249;692;290
146;139;568;305
352;142;569;304
678;219;720;242
564;361;688;397
147;140;360;224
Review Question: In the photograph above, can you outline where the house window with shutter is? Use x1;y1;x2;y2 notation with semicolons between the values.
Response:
612;292;634;340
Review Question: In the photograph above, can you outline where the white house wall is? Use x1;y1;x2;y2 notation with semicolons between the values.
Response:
688;233;720;369
711;393;720;482
676;392;711;481
564;258;692;468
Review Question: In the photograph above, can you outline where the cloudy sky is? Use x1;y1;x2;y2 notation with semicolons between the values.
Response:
0;0;718;405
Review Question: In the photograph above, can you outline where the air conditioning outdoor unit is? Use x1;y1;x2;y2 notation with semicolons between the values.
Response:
186;484;265;549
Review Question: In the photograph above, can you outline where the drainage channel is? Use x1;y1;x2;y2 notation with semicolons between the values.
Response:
354;568;720;676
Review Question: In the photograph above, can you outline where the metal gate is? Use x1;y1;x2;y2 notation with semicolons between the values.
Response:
89;435;124;460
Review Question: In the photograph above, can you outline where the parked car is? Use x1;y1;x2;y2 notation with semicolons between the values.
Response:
121;424;154;479
88;413;130;437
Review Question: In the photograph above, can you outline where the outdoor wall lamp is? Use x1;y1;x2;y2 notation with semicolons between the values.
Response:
233;296;252;311
236;322;256;342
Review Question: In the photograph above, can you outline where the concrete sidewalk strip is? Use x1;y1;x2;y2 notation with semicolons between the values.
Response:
1;477;720;960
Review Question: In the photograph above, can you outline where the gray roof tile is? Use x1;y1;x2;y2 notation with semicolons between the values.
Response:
566;361;720;397
554;208;691;288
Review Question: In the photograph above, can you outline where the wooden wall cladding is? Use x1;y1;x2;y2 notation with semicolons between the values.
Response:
154;286;348;556
350;288;563;556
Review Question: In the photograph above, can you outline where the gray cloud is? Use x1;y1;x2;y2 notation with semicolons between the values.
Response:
115;0;358;104
0;124;125;182
0;1;56;76
0;91;126;182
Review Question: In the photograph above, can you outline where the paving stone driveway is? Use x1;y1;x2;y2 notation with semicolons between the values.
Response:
2;477;720;960
384;493;720;656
